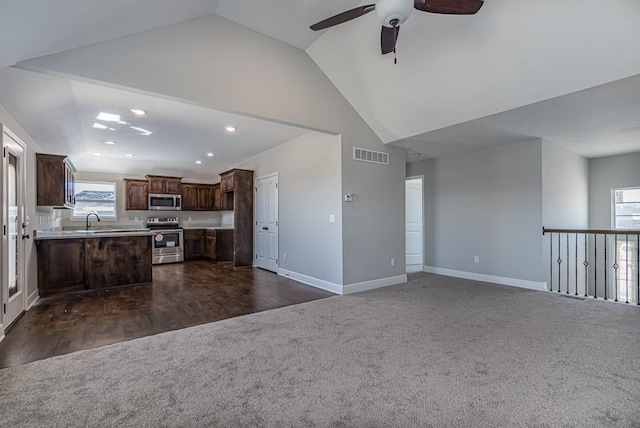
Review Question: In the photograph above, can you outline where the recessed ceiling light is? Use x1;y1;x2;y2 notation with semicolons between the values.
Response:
130;108;147;116
225;126;236;132
93;152;103;156
207;153;214;157
125;153;134;157
104;141;116;145
195;160;202;164
117;120;130;125
130;126;152;136
92;123;108;129
96;112;121;122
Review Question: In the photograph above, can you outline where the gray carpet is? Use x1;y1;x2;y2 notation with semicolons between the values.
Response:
1;273;640;427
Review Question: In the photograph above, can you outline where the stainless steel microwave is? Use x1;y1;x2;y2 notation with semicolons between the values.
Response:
148;193;182;211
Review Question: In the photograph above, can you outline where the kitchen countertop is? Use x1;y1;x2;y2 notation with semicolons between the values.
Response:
181;225;234;230
34;228;153;240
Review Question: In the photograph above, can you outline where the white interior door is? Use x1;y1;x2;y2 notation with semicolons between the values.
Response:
405;177;423;273
255;174;279;272
2;128;26;330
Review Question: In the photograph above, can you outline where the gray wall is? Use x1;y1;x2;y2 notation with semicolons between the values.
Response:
542;140;589;229
589;151;640;229
236;132;343;285
408;140;545;282
21;14;406;285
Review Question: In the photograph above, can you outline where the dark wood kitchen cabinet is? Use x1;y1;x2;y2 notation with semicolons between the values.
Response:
86;236;152;289
36;153;76;208
124;179;148;210
182;184;214;211
146;175;182;195
226;169;254;267
36;235;152;296
184;229;205;260
182;184;199;211
205;230;216;260
37;239;86;295
204;229;234;261
213;183;233;211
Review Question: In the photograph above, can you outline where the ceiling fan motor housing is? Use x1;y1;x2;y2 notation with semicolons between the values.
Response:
376;0;414;27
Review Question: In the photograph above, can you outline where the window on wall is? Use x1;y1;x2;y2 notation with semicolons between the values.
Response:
72;181;117;219
613;187;640;229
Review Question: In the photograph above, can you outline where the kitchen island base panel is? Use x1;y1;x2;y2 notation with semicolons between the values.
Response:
36;235;152;296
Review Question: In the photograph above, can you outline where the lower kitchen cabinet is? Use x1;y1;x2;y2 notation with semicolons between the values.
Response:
184;229;205;260
37;239;86;295
205;229;234;261
86;237;153;289
36;236;152;296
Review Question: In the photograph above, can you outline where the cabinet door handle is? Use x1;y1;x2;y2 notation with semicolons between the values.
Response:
22;234;30;240
262;227;268;230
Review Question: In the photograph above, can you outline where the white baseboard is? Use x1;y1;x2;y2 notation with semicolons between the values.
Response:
342;274;407;295
423;266;547;292
27;289;39;310
278;269;342;295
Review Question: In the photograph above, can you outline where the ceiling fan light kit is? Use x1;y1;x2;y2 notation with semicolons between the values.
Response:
376;0;414;28
310;0;484;58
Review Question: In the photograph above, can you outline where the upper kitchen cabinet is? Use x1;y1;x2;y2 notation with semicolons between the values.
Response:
36;153;76;208
182;183;214;211
124;179;148;210
146;175;182;195
213;183;233;211
219;170;234;192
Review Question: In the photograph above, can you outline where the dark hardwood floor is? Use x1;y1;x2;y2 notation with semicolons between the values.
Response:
0;261;334;368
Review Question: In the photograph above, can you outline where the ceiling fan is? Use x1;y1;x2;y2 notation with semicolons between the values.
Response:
310;0;484;57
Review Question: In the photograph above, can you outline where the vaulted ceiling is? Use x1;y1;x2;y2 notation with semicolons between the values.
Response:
0;0;639;173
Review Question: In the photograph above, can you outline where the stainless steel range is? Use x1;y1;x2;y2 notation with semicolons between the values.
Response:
146;217;184;265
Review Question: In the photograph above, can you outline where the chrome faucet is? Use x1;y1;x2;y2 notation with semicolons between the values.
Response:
86;212;101;230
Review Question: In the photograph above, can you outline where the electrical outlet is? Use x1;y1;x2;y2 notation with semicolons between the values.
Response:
391;257;396;266
283;253;287;261
329;214;335;223
474;256;480;263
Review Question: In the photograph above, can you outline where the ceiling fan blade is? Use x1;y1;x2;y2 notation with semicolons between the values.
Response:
310;5;376;31
414;0;484;15
381;26;400;55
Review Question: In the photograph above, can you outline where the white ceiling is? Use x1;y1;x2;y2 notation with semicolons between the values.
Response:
397;74;640;161
0;67;310;178
0;0;359;68
1;0;639;171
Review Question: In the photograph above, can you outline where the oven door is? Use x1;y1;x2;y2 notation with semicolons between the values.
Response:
152;230;184;264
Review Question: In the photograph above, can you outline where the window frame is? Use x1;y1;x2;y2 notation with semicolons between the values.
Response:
611;186;640;230
70;180;118;221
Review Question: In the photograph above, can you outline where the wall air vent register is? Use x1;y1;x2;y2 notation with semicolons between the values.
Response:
353;147;389;165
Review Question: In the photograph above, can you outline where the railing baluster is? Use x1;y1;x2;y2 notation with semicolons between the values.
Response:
566;233;570;295
575;233;578;296
625;234;629;304
549;233;554;292
604;235;608;301
594;234;598;299
583;233;588;297
613;234;620;302
557;233;562;293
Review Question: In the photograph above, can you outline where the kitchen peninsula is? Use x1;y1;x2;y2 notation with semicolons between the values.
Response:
35;230;153;296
